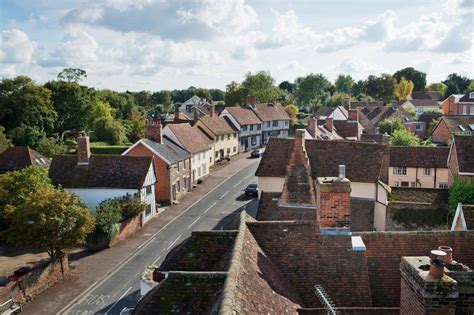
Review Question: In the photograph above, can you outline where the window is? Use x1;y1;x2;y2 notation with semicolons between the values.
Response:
415;124;423;131
251;136;256;146
177;180;181;192
242;125;248;131
183;159;186;169
470;92;474;98
146;186;152;195
233;133;237;138
463;105;468;115
177;162;181;171
240;138;245;145
470;107;474;115
184;177;188;189
233;146;237;152
284;120;288;126
424;168;432;176
393;167;407;175
145;204;152;217
227;148;230;154
439;182;448;189
410;182;416;187
401;181;409;187
250;125;254;131
257;124;261;130
267;122;271;128
227;134;230;140
272;120;278;127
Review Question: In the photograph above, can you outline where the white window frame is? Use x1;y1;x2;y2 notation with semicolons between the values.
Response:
424;168;432;176
463;105;468;115
415;124;422;131
393;167;407;176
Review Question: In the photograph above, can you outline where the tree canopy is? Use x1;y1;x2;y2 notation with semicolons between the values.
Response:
366;74;396;104
241;71;282;103
390;128;419;146
334;74;354;94
394;77;414;101
294;73;332;108
393;67;427;91
378;118;405;135
57;68;87;83
443;73;471;96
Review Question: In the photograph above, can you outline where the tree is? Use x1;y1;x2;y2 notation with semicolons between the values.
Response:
99;90;137;119
443;73;471;96
92;116;127;145
467;80;474;92
294;73;332;108
209;89;225;102
224;81;244;106
378;118;405;135
366;74;396;104
0;126;11;153
8;125;46;148
449;178;474;210
393;67;427;91
327;92;351;107
391;128;419;146
352;80;367;97
278;81;295;94
57;68;87;83
123;110;145;143
4;186;95;260
427;83;447;95
285;104;299;127
0;76;57;137
241;71;282;103
37;136;66;158
334;74;354;94
394;77;414;100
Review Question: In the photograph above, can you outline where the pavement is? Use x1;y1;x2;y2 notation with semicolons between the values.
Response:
21;153;260;315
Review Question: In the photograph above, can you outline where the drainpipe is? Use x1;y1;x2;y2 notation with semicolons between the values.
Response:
434;167;437;188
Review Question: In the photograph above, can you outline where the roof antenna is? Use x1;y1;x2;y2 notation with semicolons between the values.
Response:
314;284;338;314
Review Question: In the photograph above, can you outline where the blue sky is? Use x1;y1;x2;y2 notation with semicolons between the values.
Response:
1;0;472;91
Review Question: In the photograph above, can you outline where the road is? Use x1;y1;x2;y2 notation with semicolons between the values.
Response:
63;162;259;315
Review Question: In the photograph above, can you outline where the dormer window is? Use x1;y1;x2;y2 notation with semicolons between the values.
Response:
469;92;474;98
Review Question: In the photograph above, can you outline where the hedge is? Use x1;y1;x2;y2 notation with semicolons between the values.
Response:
392;208;447;227
72;145;129;155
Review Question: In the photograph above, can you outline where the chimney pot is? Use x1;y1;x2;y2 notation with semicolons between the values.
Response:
429;249;447;279
338;165;346;179
438;246;453;264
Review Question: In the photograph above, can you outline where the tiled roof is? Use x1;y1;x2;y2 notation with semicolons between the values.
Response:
459;92;474;103
0;147;51;171
360;134;390;144
405;99;440;107
333;120;359;139
252;102;290;122
411;91;443;101
357;111;376;133
389;146;449;168
49;154;153;189
224;106;261;125
313;107;334;118
142;138;191;164
166;123;212;154
199;116;238;136
418;113;440;126
440;116;474;134
454;135;474;173
255;138;293;177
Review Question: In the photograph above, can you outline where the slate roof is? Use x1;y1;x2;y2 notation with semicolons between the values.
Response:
224;106;261;125
49;154;153;189
439;116;474;134
389;146;449;168
256;138;388;183
459;92;474;103
252;102;290;122
142;138;191;164
453;135;474;173
166;123;212;154
0;147;51;171
199;116;238;136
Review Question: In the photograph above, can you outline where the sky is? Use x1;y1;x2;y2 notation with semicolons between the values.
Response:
0;0;473;91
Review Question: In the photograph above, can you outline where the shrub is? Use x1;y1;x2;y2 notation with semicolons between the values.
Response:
392;208;447;227
90;146;129;155
121;195;146;220
449;177;474;210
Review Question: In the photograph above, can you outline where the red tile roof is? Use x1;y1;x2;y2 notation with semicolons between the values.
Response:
199;116;238;136
389;146;449;168
166;123;212;154
252;102;290;122
0;147;50;171
453;135;474;173
224;106;261;125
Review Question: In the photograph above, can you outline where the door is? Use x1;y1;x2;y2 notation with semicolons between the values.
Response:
172;184;176;200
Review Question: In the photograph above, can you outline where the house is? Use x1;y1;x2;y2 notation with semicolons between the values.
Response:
0;146;51;173
313;105;348;120
441;92;474;115
306;109;363;141
448;135;474;185
194;106;239;163
403;120;427;138
388;146;450;188
306;117;343;140
123;118;192;205
220;106;262;152
178;95;211;112
255;135;390;231
411;90;443;101
247;96;290;145
49;136;157;222
162;123;212;184
398;99;441;117
431;116;474;145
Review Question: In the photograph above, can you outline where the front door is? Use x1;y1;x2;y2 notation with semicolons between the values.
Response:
172;184;176;200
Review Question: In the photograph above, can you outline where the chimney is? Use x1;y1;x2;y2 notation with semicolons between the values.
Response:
145;118;163;144
308;118;318;139
192;107;199;122
174;106;180;122
348;109;358;122
438;246;453;264
428;250;447;279
325;117;333;132
316;170;351;229
294;129;306;154
77;135;91;165
247;95;257;107
210;105;215;117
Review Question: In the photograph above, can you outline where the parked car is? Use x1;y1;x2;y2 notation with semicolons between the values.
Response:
251;148;265;158
244;183;258;196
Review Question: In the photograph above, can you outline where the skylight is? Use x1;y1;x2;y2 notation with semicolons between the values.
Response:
459;125;466;132
469;124;474;131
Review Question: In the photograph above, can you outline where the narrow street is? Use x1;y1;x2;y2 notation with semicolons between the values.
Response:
62;162;259;315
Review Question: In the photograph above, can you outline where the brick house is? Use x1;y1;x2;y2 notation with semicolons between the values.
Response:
305;117;344;140
162;123;212;184
123;118;192;205
0;146;50;173
403;120;427;138
388;146;449;189
219;106;262;152
431;116;474;145
194;107;239;163
448;135;474;185
398;99;441;117
247;97;290;145
441;92;474;115
49;136;157;222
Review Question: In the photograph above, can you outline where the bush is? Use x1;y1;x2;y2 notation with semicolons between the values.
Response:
449;177;474;210
90;146;129;155
92;116;127;145
121;196;146;220
392;208;447;227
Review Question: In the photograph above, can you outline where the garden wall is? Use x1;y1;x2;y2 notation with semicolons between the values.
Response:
88;214;143;250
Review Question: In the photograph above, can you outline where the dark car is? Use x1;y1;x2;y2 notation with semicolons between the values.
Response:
244;183;258;196
250;148;265;158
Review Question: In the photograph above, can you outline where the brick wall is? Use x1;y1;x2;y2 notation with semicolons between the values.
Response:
316;179;351;228
432;120;452;144
385;202;449;231
448;143;458;186
350;198;375;232
89;215;143;250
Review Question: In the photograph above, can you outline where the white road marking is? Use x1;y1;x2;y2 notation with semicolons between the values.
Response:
167;234;182;250
188;217;200;229
153;256;162;264
232;180;242;188
104;286;132;315
219;191;229;200
244;173;253;179
204;201;217;213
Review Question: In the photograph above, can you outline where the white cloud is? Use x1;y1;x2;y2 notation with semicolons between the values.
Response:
336;58;385;79
0;29;37;64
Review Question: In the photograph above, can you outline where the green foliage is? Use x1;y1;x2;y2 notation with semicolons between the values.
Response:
443;73;471;96
467;80;474;92
123;110;145;143
449;178;474;210
378;118;404;135
285;104;299;126
224;81;244;106
366;74;396;104
120;196;147;220
392;207;447;227
394;77;414;101
0;126;11;153
351;80;367;96
427;83;447;95
209;89;225;102
57;68;87;83
278;81;295;94
7;125;45;148
334;74;354;94
294;73;332;108
92;116;127;145
393;67;427;91
391;128;420;146
241;71;282;103
37;136;67;157
327;92;351;107
3;186;95;260
99;90;137;119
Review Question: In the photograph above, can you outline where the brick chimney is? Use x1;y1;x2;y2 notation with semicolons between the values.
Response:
348;109;358;122
174;106;180;122
325;117;333;132
77;135;91;165
294;128;306;155
192;107;199;122
209;105;215;117
316;165;351;228
308;118;318;139
247;95;257;107
145;118;163;144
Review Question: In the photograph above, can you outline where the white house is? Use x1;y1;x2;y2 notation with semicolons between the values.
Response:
49;136;157;222
248;98;290;145
220;106;263;151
